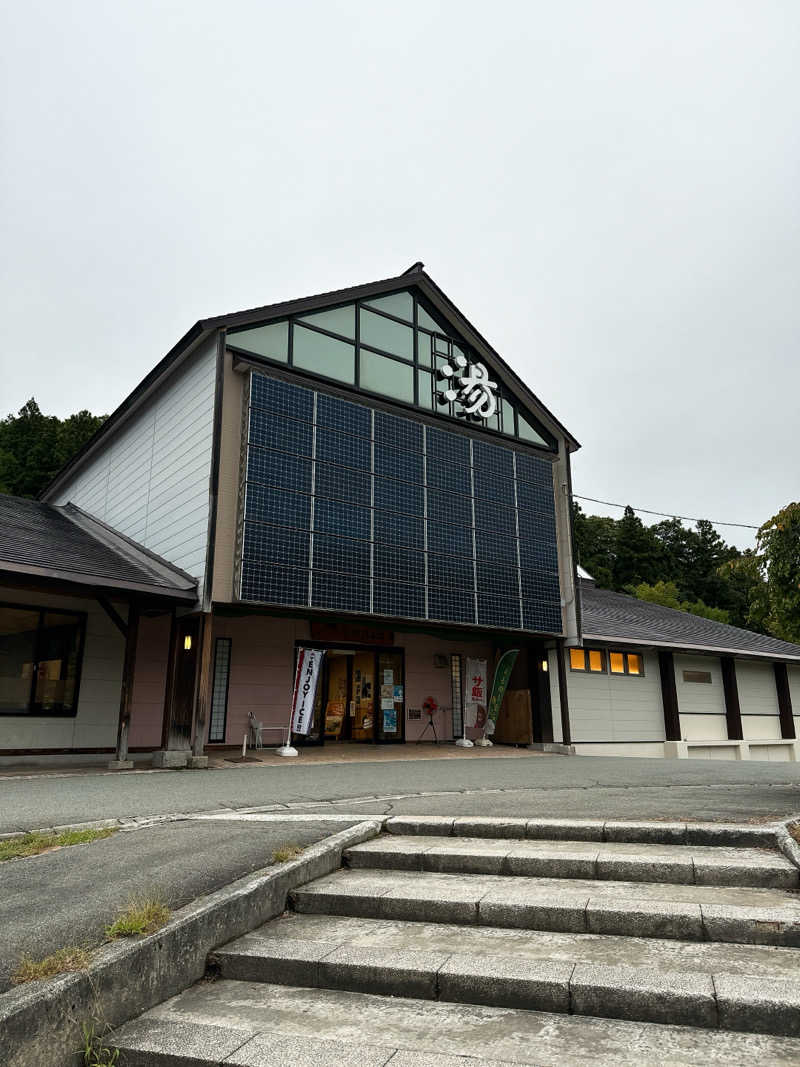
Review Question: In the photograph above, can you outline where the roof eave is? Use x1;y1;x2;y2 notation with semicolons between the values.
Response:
581;631;800;664
0;561;198;603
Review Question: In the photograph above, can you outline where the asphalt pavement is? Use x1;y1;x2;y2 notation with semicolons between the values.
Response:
2;752;800;833
0;818;354;993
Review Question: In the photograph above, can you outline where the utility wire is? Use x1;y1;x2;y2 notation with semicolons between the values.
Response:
572;494;759;531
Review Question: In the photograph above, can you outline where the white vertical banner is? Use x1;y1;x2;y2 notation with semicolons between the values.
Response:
463;658;487;729
290;648;326;736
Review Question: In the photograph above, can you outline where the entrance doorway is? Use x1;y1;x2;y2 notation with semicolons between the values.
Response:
164;615;198;751
301;645;405;744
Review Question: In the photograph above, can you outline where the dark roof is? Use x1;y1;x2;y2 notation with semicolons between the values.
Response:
42;263;578;500
0;494;197;602
581;583;800;662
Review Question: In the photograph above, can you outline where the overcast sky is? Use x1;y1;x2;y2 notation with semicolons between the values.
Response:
2;2;798;549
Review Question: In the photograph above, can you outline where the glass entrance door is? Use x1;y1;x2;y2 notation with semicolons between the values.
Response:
303;645;404;743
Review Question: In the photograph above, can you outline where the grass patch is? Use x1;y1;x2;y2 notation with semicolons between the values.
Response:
105;895;170;940
0;827;116;862
12;946;90;984
789;822;800;846
80;1023;120;1066
272;843;304;863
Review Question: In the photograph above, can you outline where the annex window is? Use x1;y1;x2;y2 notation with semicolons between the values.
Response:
683;669;712;684
569;648;606;673
609;651;644;676
207;638;232;742
450;653;463;737
0;603;85;716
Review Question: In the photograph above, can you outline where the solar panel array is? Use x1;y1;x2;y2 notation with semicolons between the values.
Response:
239;372;562;633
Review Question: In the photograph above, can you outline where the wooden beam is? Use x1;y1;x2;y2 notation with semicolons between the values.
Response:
192;612;214;757
556;641;571;746
114;602;139;762
658;650;681;741
720;656;743;741
97;594;128;638
774;663;796;740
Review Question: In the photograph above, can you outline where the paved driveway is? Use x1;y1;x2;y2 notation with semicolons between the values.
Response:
2;753;800;833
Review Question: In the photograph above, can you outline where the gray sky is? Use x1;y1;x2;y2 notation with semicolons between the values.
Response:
2;1;798;549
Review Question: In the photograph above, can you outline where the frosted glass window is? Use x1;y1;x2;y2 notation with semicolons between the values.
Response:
569;648;585;671
298;304;355;339
588;649;605;673
501;398;515;435
627;653;643;676
360;308;414;360
517;414;549;447
363;291;414;322
417;304;446;334
293;325;355;383
360;351;415;402
609;652;625;674
228;321;288;362
417;331;433;367
417;368;435;409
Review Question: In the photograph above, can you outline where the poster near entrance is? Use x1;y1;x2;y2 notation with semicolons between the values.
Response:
464;658;488;732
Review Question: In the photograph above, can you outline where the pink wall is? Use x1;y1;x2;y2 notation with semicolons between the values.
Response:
402;631;494;742
211;615;495;746
212;615;310;745
128;612;172;748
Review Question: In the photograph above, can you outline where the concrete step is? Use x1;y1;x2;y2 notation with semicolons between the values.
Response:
290;868;800;946
345;834;799;889
385;815;781;848
210;912;800;1035
110;979;800;1065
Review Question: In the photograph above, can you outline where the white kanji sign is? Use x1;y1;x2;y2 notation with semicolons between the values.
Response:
439;354;498;420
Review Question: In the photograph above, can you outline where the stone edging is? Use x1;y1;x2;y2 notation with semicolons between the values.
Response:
777;818;800;870
0;819;381;1067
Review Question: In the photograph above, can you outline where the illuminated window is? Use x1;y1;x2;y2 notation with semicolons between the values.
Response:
588;649;604;672
607;650;645;677
569;648;585;671
569;648;606;673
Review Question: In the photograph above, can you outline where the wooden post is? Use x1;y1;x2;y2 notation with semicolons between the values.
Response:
556;641;571;746
658;650;681;741
114;602;139;764
192;611;214;757
774;662;796;740
721;656;743;741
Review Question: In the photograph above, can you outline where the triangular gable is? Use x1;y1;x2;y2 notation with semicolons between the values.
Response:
223;269;573;454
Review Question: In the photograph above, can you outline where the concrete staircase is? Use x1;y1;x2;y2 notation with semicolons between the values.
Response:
110;817;800;1065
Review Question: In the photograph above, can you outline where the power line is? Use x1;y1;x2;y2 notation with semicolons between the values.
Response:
572;494;759;531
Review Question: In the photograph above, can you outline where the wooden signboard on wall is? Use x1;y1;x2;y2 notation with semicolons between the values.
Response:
311;621;394;646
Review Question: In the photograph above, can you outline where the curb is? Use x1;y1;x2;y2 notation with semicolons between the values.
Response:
0;819;381;1067
776;818;800;870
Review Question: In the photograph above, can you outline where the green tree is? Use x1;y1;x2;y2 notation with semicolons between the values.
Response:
632;580;730;624
0;399;106;499
613;506;662;589
755;502;800;643
572;502;616;587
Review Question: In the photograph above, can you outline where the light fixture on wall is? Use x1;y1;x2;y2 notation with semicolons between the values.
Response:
541;659;548;672
184;635;192;651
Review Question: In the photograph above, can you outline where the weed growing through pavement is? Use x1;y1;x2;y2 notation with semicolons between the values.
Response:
0;827;116;862
105;895;170;939
80;1022;119;1066
272;843;304;863
12;946;90;984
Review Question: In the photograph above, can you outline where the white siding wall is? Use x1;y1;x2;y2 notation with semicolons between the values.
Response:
0;587;125;751
737;660;781;740
51;337;217;595
675;654;727;741
567;651;663;744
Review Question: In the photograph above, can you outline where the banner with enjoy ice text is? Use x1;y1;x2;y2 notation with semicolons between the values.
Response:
290;648;326;736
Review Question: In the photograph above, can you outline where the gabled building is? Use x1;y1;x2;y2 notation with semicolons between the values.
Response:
2;264;798;765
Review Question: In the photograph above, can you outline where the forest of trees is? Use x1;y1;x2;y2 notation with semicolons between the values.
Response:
573;501;800;644
1;398;797;647
0;399;106;500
